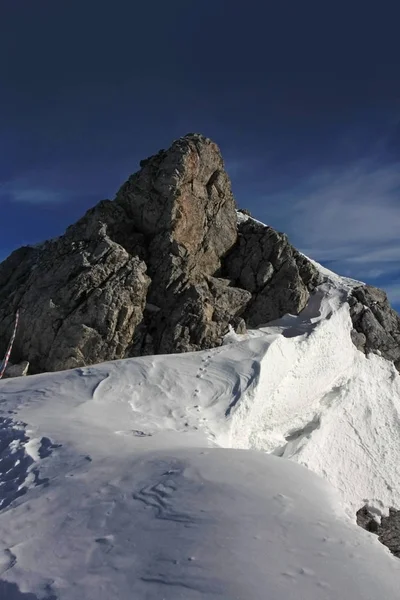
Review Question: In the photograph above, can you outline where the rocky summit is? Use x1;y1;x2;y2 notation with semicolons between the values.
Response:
0;133;399;375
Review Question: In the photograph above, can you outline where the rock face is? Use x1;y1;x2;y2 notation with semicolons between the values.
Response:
3;361;29;378
114;134;247;356
116;134;238;282
223;216;322;326
356;505;379;533
349;285;400;371
0;134;252;373
1;132;395;376
380;508;400;558
357;504;400;559
0;233;150;374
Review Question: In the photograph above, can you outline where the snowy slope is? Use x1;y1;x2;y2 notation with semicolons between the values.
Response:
1;260;400;597
1;437;400;600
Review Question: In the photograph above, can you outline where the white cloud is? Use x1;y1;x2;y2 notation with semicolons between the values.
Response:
384;283;400;305
345;246;400;264
0;169;72;204
265;159;400;283
0;155;140;205
296;163;400;249
3;186;67;204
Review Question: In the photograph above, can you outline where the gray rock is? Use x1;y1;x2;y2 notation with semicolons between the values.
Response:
237;208;252;217
118;134;247;356
223;218;322;327
357;504;400;559
0;231;150;374
379;508;400;558
147;277;251;355
116;133;238;287
4;132;387;376
115;133;246;356
356;505;379;533
0;134;247;372
3;361;30;378
349;285;400;371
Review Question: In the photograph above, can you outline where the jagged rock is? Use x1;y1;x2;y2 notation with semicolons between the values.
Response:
237;208;252;217
357;504;400;559
223;217;322;326
0;133;343;375
113;133;247;355
0;134;247;372
356;505;379;533
349;285;400;371
150;278;251;355
380;508;400;558
0;231;150;374
116;133;238;288
3;361;29;378
68;199;148;261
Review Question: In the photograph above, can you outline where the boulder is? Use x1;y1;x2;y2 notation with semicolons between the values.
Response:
3;361;29;378
349;285;400;371
356;505;379;533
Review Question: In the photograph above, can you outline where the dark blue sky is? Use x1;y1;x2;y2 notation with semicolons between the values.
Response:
1;1;399;306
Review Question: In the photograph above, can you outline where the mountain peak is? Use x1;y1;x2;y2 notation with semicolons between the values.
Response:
0;134;399;378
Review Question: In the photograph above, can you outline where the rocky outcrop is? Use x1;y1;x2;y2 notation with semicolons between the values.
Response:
0;230;150;374
114;134;247;356
3;361;30;378
134;277;251;357
356;505;380;533
0;133;341;374
380;508;400;558
223;216;322;327
357;504;400;559
0;134;250;373
349;285;400;371
116;134;238;284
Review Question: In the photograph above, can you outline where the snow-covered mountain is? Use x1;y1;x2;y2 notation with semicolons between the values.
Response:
1;134;400;598
1;257;400;599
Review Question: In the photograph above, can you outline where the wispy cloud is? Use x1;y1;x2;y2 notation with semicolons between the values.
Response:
384;283;400;305
0;156;141;205
0;169;75;204
265;159;400;285
0;183;68;204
